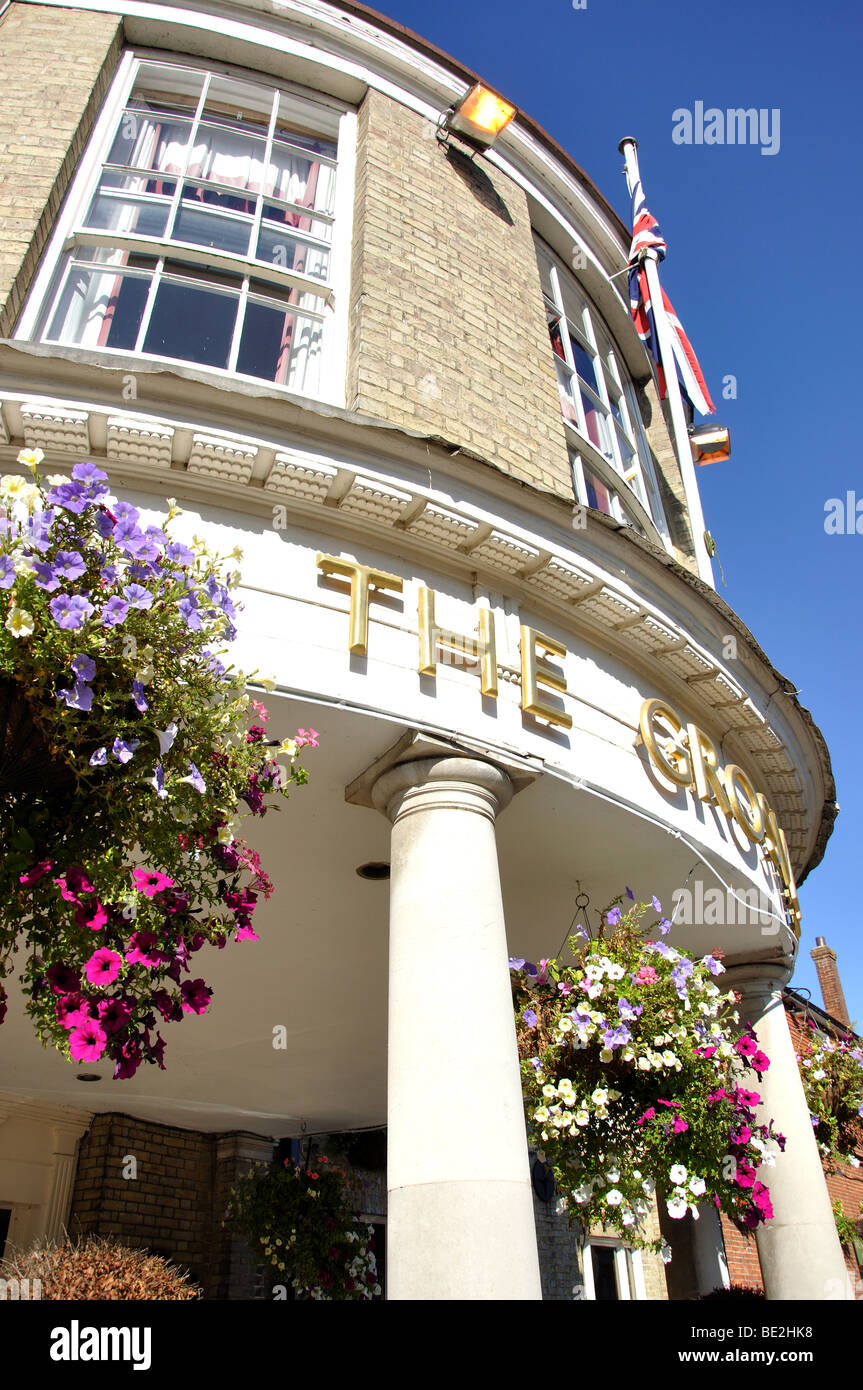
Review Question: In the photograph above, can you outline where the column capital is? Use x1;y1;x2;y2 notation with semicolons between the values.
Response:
345;728;540;816
372;754;515;826
722;955;795;1011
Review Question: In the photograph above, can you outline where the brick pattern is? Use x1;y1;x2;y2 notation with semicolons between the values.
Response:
347;88;572;500
722;1004;863;1297
810;944;851;1026
69;1114;273;1299
0;3;122;338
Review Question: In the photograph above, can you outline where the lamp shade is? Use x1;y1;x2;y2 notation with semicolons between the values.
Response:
445;82;516;149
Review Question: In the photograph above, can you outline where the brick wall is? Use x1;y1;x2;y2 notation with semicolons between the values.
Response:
69;1113;273;1299
722;1002;863;1297
0;2;122;337
348;87;572;500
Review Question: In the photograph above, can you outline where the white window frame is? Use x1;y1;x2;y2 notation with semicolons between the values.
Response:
15;49;356;409
582;1235;647;1301
536;236;671;547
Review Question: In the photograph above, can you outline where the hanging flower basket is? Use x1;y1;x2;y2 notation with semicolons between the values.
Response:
0;449;318;1077
0;675;74;797
512;896;786;1257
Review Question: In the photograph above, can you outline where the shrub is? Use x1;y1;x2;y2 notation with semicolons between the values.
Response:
0;1235;201;1300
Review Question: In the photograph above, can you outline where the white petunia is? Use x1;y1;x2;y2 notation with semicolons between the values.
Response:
605;1189;623;1206
666;1196;688;1220
669;1164;687;1185
688;1176;706;1197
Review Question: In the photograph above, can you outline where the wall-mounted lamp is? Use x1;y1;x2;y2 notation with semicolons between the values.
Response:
440;82;516;153
689;423;730;465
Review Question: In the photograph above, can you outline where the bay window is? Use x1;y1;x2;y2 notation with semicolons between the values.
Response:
536;236;669;542
18;56;352;402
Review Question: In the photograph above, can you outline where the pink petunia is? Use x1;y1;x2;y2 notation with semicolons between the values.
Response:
125;931;162;967
235;923;258;942
84;948;123;987
69;1018;107;1062
131;868;175;898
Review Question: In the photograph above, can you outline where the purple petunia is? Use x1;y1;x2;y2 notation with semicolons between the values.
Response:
57;681;93;712
72;654;96;682
72;462;109;487
165;541;196;567
602;1023;632;1050
50;593;94;630
522;1009;538;1028
657;917;672;936
101;595;129;627
618;997;643;1021
89;747;107;766
123;583;153;610
53;551;87;581
177;596;202;629
32;560;60;591
131;681;148;713
0;555;15;588
652;895;662;913
607;907;622;926
112;737;140;764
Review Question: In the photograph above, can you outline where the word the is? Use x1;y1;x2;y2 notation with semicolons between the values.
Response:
824;493;863;534
672;103;780;156
50;1321;151;1371
316;554;572;728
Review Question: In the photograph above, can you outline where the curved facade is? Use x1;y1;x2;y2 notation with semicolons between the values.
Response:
0;0;849;1300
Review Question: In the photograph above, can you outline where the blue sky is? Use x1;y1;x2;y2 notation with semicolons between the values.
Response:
369;0;863;1020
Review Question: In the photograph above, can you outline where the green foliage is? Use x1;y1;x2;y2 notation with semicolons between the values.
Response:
226;1158;381;1300
512;899;784;1255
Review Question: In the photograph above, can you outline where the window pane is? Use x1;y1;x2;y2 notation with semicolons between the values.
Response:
571;337;598;393
256;224;329;279
47;265;149;349
142;278;237;368
108;111;193;176
262;199;332;243
583;465;616;517
591;1247;619;1301
582;394;613;458
186;123;267;195
85;177;174;238
204;75;273;132
267;139;336;214
237;298;322;391
172;200;252;257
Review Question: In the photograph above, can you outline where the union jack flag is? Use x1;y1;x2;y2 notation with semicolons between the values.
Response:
627;178;715;417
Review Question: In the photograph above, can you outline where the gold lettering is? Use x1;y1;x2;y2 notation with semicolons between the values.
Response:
686;723;731;815
418;588;498;697
316;554;403;655
639;698;691;786
757;794;801;936
520;626;572;728
723;764;765;843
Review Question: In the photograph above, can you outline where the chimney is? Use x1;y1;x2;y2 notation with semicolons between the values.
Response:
810;937;851;1026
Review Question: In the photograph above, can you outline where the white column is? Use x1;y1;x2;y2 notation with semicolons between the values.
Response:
691;1202;730;1294
372;755;542;1301
44;1119;90;1242
726;964;852;1300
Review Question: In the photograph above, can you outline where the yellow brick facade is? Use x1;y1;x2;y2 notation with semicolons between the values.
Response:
348;87;573;501
0;2;122;338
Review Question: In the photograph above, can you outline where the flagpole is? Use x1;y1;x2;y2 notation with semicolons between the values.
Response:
618;137;715;588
